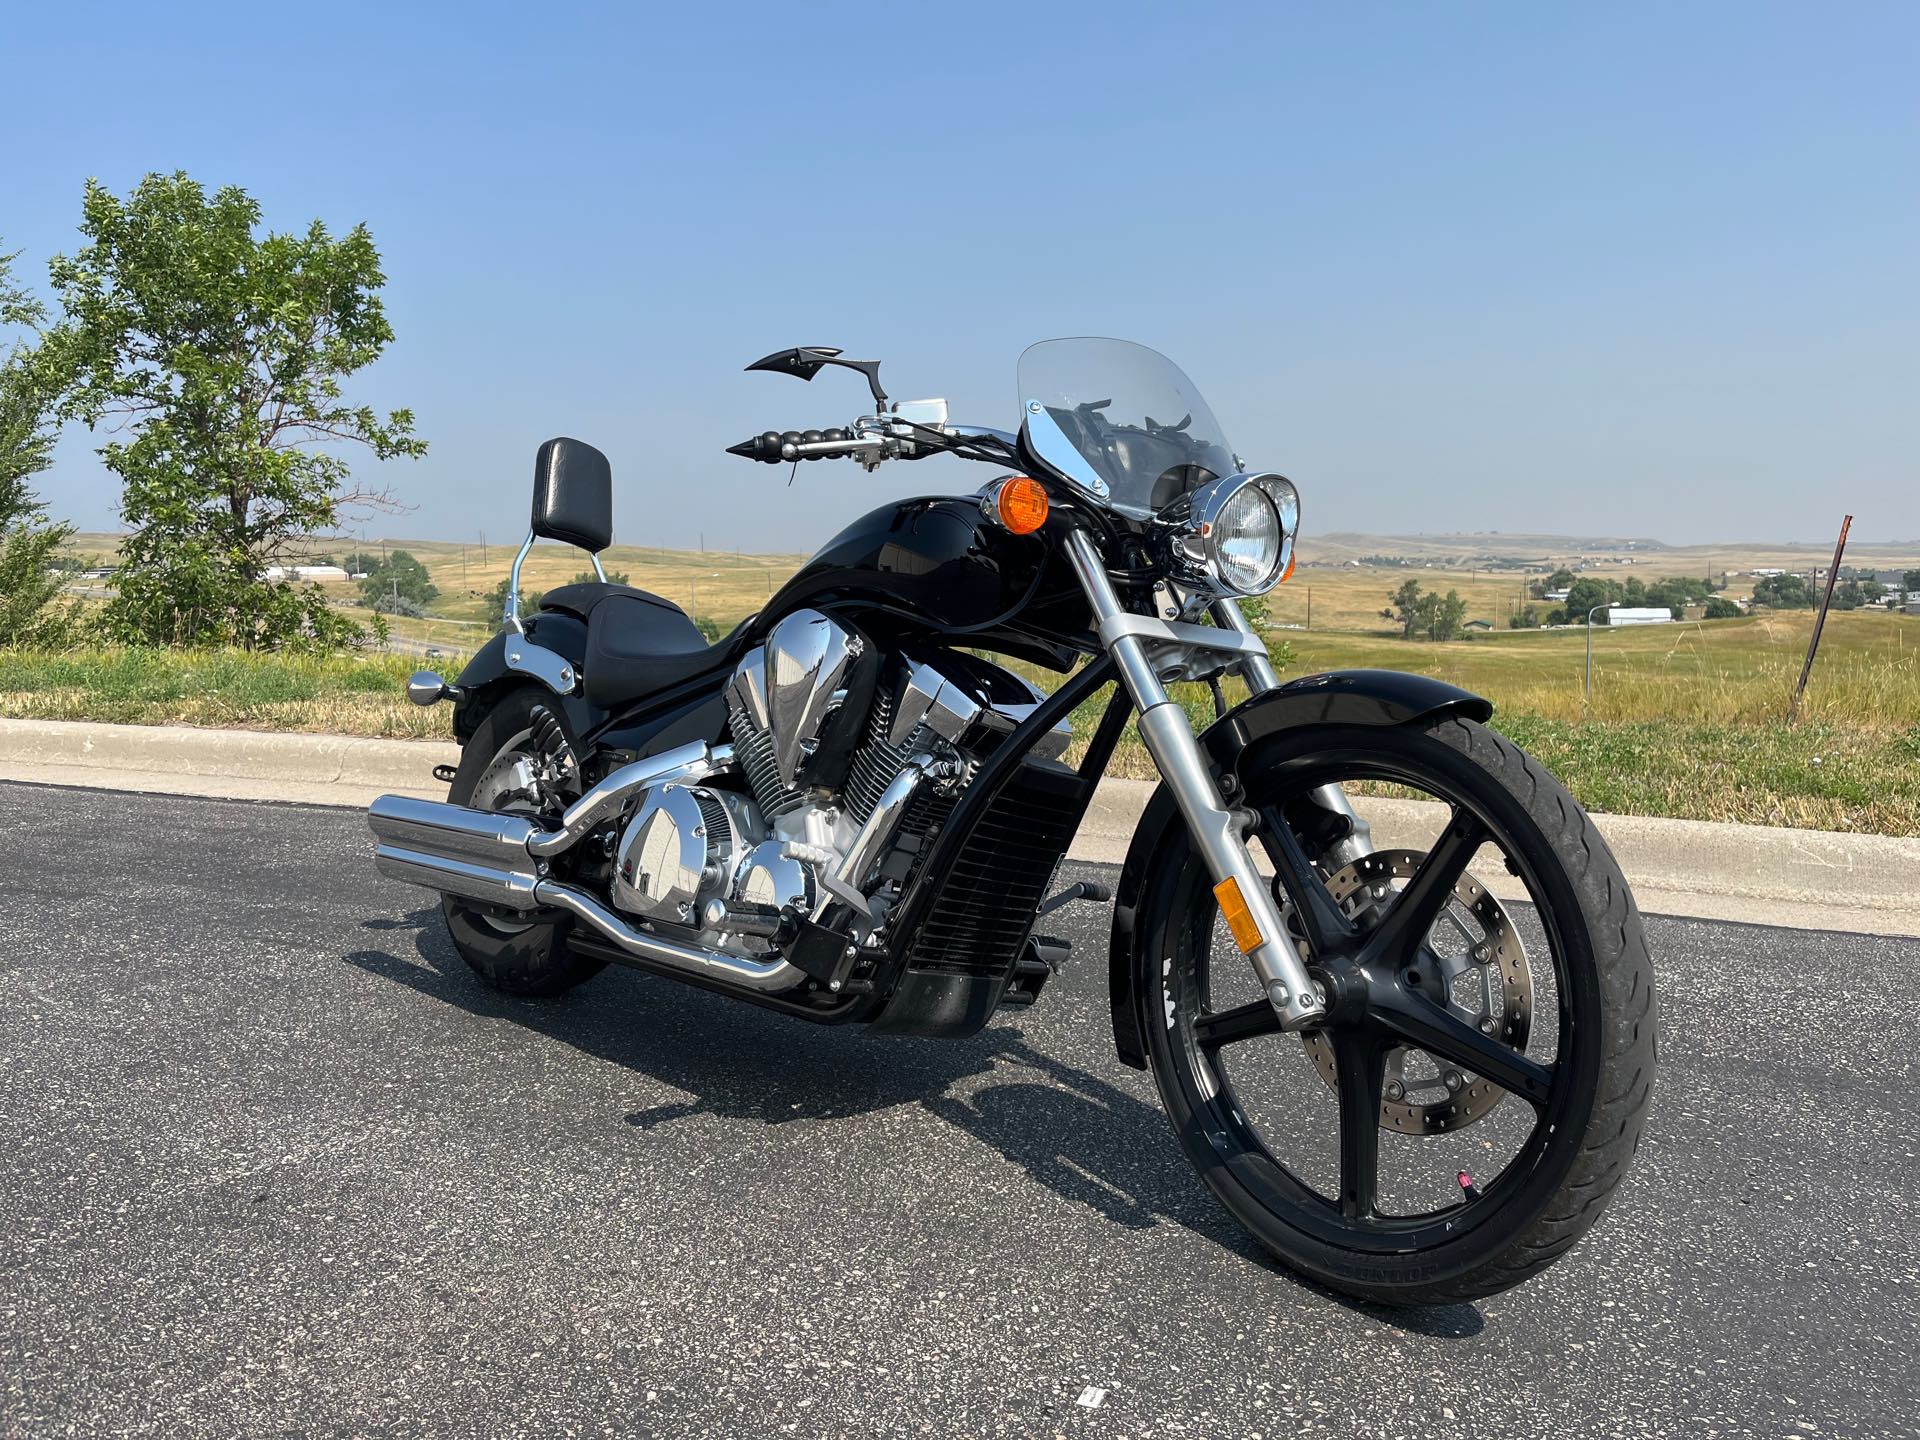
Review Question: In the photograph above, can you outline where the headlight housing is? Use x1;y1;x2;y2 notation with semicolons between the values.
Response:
1161;472;1298;597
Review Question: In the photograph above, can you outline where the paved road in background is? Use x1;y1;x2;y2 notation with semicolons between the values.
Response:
2;782;1914;1438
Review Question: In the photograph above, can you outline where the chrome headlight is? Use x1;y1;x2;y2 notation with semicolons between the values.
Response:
1163;472;1298;597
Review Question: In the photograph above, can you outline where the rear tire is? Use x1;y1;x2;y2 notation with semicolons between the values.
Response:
442;686;606;998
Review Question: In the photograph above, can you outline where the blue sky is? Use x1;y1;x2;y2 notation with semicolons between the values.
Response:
3;2;1914;550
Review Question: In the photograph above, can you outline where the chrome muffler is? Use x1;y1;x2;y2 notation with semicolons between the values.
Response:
366;739;799;993
369;796;545;907
368;740;726;904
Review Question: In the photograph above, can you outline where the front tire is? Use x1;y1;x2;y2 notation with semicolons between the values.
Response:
442;686;606;998
1137;716;1656;1305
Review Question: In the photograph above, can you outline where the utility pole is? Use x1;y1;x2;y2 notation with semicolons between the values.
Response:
1306;586;1312;631
1789;515;1853;724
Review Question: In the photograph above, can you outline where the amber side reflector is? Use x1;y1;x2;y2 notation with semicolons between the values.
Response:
1278;550;1297;585
995;476;1050;535
1213;876;1264;953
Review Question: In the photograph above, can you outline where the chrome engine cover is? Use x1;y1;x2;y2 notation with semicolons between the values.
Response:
733;838;815;912
763;609;862;788
611;784;755;924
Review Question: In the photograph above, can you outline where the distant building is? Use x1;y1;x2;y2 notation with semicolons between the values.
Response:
1544;588;1571;602
264;564;349;582
1463;619;1493;631
1609;607;1674;627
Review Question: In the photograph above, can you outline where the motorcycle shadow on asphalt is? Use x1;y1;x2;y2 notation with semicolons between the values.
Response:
346;907;1485;1335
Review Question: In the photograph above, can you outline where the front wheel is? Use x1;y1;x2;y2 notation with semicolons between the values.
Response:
1137;716;1655;1305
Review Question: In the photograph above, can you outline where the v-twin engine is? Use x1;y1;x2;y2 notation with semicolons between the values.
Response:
605;608;1054;955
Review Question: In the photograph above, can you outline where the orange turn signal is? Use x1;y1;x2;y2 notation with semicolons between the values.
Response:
993;476;1050;535
1278;550;1297;585
1213;876;1264;953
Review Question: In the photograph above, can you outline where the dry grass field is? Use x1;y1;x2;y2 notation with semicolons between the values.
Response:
26;535;1920;834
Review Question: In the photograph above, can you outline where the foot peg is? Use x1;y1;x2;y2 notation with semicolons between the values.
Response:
1037;880;1112;917
1001;935;1072;1009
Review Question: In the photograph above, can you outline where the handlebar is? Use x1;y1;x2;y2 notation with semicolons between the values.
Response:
726;415;1015;473
726;428;864;464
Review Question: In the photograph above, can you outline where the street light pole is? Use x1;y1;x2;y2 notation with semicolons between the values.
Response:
689;571;720;622
1585;602;1617;702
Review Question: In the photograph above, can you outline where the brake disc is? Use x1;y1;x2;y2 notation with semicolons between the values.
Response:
1298;849;1533;1135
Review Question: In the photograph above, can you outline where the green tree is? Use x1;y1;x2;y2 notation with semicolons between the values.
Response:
1903;569;1920;594
573;567;630;586
1830;578;1867;611
1508;605;1541;629
32;174;426;648
1752;573;1814;609
1383;579;1466;641
0;243;76;646
357;549;437;608
1703;596;1742;620
1546;568;1576;593
1421;588;1468;641
342;551;381;576
1563;576;1620;624
486;574;540;618
1383;578;1426;638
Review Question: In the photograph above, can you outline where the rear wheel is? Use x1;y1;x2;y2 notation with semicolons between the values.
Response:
442;687;606;997
1137;716;1655;1304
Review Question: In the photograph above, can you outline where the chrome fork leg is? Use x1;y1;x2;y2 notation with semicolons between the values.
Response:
1066;533;1325;1030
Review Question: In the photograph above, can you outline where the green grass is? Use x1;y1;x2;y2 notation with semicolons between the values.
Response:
0;647;451;738
1278;610;1920;729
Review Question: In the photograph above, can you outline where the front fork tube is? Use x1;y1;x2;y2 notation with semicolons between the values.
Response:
1207;596;1375;870
1066;533;1325;1030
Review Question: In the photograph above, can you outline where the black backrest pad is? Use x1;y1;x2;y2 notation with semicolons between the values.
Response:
531;437;613;552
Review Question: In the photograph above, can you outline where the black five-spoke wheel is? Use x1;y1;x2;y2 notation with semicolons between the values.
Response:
1137;717;1656;1304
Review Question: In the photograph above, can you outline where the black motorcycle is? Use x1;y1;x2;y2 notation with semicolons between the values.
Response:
368;338;1655;1304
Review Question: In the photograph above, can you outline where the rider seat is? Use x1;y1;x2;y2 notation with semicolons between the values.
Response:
578;590;740;706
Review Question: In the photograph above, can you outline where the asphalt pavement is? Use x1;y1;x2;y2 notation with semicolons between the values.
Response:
2;781;1915;1438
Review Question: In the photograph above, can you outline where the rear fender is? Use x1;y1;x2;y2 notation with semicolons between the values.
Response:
449;613;592;743
1106;670;1492;1068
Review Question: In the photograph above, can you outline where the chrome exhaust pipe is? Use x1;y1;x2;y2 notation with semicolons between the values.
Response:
525;741;731;858
366;740;730;879
369;796;546;909
533;882;800;992
366;740;801;993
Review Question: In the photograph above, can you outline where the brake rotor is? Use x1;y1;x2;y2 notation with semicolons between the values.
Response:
1297;850;1533;1135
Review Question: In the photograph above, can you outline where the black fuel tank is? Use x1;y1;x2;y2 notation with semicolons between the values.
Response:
764;497;1090;668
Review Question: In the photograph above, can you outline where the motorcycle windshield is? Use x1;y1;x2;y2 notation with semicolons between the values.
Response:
1018;338;1240;519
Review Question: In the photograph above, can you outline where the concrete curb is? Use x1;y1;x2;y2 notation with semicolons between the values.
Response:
3;717;1914;936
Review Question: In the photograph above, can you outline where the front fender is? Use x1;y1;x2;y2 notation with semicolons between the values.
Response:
1106;669;1491;1069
